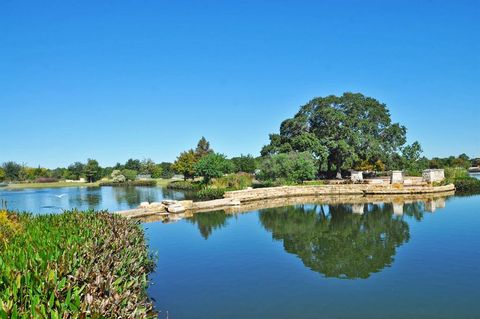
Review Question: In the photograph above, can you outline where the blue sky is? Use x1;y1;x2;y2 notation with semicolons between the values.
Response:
1;0;479;168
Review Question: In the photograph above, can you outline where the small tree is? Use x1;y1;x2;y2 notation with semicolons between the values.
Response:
194;153;233;184
84;159;101;183
0;168;5;181
172;150;198;180
195;137;214;158
122;169;138;181
111;170;126;183
231;154;257;173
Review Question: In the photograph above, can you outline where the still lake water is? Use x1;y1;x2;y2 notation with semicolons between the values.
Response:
1;186;480;318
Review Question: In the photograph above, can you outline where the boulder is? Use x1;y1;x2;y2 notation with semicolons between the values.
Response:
179;200;193;210
167;204;186;213
139;202;150;208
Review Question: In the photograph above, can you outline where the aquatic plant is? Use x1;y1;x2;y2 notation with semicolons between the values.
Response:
0;210;156;318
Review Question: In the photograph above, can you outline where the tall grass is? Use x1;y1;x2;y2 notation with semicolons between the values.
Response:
0;210;156;318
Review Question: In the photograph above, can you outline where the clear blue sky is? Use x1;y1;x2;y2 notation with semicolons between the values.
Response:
1;0;479;168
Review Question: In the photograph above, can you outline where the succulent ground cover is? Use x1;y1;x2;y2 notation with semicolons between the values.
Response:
0;210;156;318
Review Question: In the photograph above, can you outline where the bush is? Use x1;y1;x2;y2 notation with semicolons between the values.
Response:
111;169;126;183
211;173;253;190
122;169;138;181
0;211;156;318
453;177;480;193
258;152;317;183
35;177;59;183
445;167;469;180
167;180;201;190
196;187;226;200
99;180;156;187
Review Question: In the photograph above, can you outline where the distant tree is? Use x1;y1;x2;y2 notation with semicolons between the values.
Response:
111;170;126;183
124;159;142;172
231;154;257;173
258;152;317;183
1;161;22;181
195;137;214;158
113;162;124;170
121;169;138;181
49;167;67;180
159;162;175;179
401;141;425;174
0;167;5;181
194;153;233;183
66;162;85;180
140;159;157;175
172;150;198;180
261;93;407;177
84;159;101;183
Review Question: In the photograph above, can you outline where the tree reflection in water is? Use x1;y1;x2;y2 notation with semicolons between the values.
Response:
259;203;412;279
187;211;233;239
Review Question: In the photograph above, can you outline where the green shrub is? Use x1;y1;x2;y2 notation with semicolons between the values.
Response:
0;210;156;318
167;180;201;190
445;167;469;180
258;152;317;183
196;187;226;200
212;173;253;190
121;169;138;181
453;177;480;193
194;153;233;183
99;180;157;187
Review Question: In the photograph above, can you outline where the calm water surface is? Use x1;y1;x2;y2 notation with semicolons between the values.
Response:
1;187;479;318
146;195;480;319
0;186;188;213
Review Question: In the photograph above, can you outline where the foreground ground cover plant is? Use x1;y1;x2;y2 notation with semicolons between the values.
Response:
0;210;156;318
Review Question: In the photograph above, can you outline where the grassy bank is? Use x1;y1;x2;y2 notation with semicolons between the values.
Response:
0;210;156;318
2;179;175;190
4;181;100;189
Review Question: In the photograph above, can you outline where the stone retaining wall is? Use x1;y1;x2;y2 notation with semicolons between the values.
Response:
224;184;455;202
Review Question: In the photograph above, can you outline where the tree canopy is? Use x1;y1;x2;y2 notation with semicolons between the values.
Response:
261;93;410;177
172;150;198;180
194;153;233;183
195;136;214;158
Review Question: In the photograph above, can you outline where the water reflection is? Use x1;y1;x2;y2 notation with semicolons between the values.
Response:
187;196;450;279
259;203;410;279
186;211;233;239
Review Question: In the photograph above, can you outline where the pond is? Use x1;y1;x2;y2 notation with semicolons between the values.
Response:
1;187;479;318
0;186;189;213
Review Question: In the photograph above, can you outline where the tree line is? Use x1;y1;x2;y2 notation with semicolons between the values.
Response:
0;159;175;183
1;93;478;184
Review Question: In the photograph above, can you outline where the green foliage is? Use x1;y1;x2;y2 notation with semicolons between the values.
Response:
0;210;22;244
66;162;85;180
111;169;126;183
172;150;198;180
99;180;157;187
167;180;201;190
258;152;317;183
0;210;156;318
445;167;469;180
121;169;138;181
211;173;253;190
195;136;214;158
124;159;142;171
1;161;23;181
194;153;233;183
196;187;226;200
0;168;5;181
261;93;407;176
84;159;101;183
159;162;174;179
453;177;480;193
231;154;257;173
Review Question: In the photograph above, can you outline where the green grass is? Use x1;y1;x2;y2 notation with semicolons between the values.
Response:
5;181;100;189
0;210;156;318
